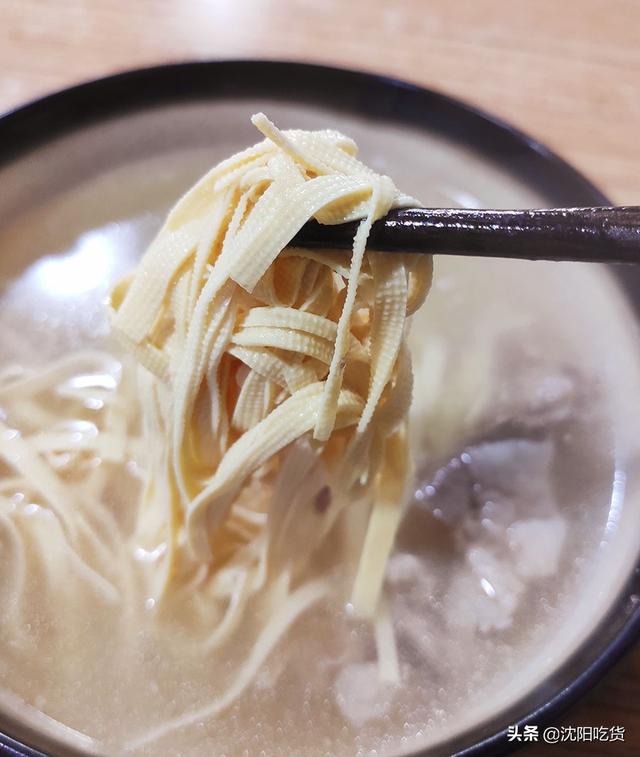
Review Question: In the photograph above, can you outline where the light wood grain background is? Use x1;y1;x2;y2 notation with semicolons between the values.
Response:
1;0;639;754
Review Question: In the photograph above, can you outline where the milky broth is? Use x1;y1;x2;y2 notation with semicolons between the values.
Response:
0;136;639;757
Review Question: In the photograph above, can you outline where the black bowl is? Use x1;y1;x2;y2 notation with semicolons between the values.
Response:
0;60;638;757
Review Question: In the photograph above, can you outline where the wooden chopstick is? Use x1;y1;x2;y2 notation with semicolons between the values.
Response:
289;206;640;264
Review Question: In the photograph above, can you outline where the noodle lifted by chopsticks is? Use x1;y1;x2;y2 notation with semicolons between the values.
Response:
110;113;432;631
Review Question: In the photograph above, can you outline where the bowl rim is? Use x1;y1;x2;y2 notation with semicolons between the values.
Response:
0;58;638;757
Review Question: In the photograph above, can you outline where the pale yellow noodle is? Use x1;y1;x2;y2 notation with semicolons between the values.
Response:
0;115;433;746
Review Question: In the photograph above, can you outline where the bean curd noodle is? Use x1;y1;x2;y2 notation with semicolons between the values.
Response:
110;113;431;622
0;111;639;757
1;116;433;750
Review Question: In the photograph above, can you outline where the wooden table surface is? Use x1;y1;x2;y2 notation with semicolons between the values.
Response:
1;0;639;754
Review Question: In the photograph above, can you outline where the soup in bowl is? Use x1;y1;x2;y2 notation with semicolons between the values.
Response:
0;63;638;757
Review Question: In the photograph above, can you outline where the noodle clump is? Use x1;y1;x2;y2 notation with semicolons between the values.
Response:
111;114;432;622
0;116;432;744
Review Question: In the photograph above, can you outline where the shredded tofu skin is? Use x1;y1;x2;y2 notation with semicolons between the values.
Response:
0;114;432;748
112;111;430;607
